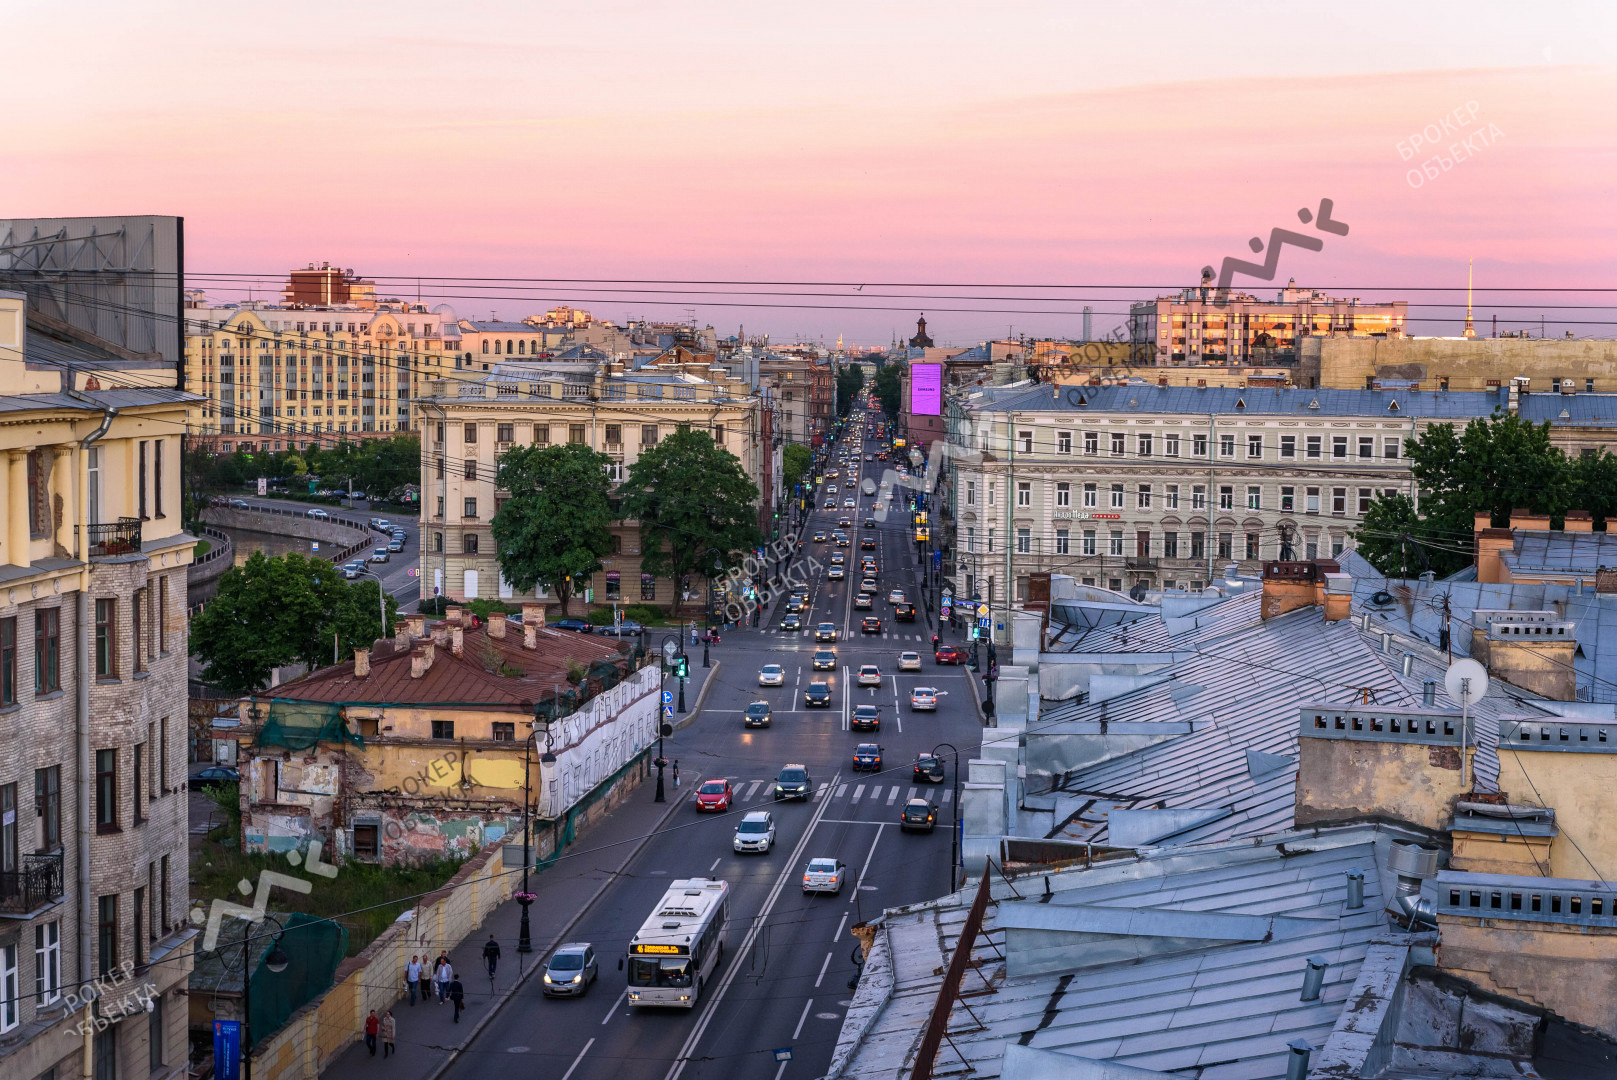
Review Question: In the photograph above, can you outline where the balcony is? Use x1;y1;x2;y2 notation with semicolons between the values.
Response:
1126;557;1159;570
0;852;66;918
85;518;143;558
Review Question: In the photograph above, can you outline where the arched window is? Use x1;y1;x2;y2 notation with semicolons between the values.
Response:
518;340;526;354
493;340;501;354
482;340;489;354
506;339;514;354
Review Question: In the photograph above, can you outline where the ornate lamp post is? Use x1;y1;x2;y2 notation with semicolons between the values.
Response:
932;742;962;892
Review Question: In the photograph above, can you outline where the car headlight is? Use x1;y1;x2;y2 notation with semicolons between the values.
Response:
543;974;553;983
571;974;582;983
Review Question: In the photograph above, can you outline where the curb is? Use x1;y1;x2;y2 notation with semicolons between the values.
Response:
420;778;696;1080
676;659;722;730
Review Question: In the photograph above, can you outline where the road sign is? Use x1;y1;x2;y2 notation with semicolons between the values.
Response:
978;617;990;629
256;478;267;496
310;541;319;552
941;597;952;611
407;568;419;577
976;603;989;618
942;585;952;598
662;705;674;718
662;690;673;704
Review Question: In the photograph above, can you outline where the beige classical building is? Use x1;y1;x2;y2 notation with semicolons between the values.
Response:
416;358;778;611
0;292;197;1079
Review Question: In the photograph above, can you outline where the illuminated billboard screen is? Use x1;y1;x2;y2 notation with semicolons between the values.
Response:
910;363;943;416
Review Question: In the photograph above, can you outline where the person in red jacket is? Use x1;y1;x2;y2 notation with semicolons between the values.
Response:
364;1010;379;1056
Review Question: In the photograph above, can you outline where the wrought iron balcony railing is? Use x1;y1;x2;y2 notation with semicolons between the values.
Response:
0;852;65;916
85;518;143;558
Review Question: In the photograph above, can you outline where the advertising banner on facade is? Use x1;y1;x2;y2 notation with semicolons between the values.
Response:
910;363;943;416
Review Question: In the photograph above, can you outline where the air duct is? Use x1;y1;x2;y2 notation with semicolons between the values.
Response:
1346;871;1365;910
1300;956;1328;1001
1422;680;1437;707
1401;652;1414;677
1285;1040;1313;1080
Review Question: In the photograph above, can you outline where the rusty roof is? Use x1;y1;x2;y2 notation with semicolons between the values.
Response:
264;620;631;710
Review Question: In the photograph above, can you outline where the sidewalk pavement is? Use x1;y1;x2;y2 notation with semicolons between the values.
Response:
318;671;715;1080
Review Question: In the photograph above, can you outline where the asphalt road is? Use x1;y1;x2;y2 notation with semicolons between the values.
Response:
225;494;422;607
438;411;983;1080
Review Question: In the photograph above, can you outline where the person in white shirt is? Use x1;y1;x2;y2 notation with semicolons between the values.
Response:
404;955;423;1006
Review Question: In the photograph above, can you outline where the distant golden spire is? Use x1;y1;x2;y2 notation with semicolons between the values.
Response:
1464;259;1476;338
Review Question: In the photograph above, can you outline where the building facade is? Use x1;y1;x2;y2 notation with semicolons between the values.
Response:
416;359;774;610
943;383;1517;633
0;292;196;1079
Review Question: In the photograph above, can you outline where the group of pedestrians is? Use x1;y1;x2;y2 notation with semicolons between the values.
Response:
375;936;507;1056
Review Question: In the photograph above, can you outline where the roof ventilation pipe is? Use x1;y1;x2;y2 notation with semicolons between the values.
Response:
1345;871;1365;910
1285;1040;1313;1080
1402;652;1415;677
1422;680;1437;707
1381;631;1393;653
1300;956;1328;1001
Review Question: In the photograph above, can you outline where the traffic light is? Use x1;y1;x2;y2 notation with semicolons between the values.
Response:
673;656;690;678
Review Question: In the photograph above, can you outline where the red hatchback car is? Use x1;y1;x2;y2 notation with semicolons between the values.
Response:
695;778;732;812
934;645;964;665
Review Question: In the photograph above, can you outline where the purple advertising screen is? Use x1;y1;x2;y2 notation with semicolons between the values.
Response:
910;362;943;416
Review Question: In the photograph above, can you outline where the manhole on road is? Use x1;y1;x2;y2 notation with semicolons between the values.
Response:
507;1046;530;1053
837;1000;853;1007
817;1012;842;1020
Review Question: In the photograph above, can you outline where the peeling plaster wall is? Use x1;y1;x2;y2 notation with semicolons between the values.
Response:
1296;737;1469;831
1438;916;1617;1039
1493;748;1617;881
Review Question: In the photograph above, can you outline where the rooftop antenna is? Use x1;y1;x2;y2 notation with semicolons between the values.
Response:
1463;259;1476;338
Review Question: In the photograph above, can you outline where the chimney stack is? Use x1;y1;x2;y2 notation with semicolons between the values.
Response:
1564;510;1594;533
451;626;464;658
446;604;463;626
489;615;506;639
524;621;538;650
521;603;545;629
407;614;427;639
411;650;428;678
353;648;370;678
431;624;449;646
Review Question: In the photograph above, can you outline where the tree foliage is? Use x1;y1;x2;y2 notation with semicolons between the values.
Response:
489;443;616;615
190;550;399;695
781;443;814;494
835;364;865;417
186;433;421;502
872;359;904;421
618;428;760;606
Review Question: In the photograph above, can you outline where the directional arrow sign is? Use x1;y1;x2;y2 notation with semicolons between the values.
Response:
661;691;673;704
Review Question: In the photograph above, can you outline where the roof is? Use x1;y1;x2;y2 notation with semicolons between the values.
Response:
1503;530;1617;575
832;825;1409;1080
0;385;199;415
961;383;1536;420
266;620;630;709
463;320;545;333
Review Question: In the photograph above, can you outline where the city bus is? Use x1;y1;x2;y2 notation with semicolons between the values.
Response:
625;878;730;1008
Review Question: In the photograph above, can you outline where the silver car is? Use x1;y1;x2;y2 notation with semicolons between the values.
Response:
541;942;599;997
370;548;389;563
733;811;776;854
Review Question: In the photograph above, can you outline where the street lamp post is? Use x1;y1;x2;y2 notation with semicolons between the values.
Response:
933;742;962;892
359;567;391;639
240;915;290;1080
517;728;544;953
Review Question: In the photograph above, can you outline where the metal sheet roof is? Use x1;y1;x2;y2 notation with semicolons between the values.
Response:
962;383;1525;420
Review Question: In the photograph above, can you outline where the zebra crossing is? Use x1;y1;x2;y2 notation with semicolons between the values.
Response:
725;778;950;808
758;629;931;641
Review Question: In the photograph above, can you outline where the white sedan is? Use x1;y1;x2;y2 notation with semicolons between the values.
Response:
802;857;847;895
897;651;922;672
858;664;882;687
910;686;940;711
758;664;785;687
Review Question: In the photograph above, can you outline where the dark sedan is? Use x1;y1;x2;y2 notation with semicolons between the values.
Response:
552;618;593;633
804;682;833;707
913;754;945;783
852;704;881;732
744;701;773;728
852;743;883;771
861;616;882;634
900;798;939;832
190;765;239;788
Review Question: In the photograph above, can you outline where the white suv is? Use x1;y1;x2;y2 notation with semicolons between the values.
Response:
733;811;776;854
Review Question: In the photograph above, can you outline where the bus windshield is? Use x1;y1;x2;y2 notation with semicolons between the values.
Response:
629;957;693;988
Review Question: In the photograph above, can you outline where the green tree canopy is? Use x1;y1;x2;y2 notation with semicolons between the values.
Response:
781;443;814;494
836;365;865;417
489;442;615;614
873;360;904;421
190;551;399;695
618;428;761;607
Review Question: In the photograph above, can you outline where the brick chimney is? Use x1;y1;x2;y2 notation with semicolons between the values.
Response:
1475;519;1517;584
1564;510;1594;533
1322;571;1351;622
489;615;506;639
521;603;545;629
354;648;370;678
431;624;449;646
411;650;428;678
446;604;463;626
407;614;427;639
451;626;464;658
524;620;538;650
1260;560;1340;619
1509;509;1551;532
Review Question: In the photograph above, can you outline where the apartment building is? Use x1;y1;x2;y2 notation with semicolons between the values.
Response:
457;320;572;368
944;383;1520;627
0;292;196;1078
416;359;776;610
1130;277;1407;366
754;351;833;447
181;285;465;448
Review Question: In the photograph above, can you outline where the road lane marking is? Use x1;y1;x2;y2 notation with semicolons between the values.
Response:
851;784;864;802
560;1037;595;1080
793;997;814;1039
942;789;952;803
815;782;828;800
834;784;847;798
907;786;917;799
833;913;848;943
709;857;722;872
856;824;885;889
663;769;842;1080
814;951;832;988
886;787;900;805
601;989;626;1024
741;781;762;802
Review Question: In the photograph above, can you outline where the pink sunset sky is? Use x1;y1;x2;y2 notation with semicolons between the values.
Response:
6;0;1614;345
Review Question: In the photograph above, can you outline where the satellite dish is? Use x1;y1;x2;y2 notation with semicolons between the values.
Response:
1444;659;1489;707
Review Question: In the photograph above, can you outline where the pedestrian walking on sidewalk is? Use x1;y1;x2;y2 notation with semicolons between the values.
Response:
404;955;423;1006
381;1011;396;1058
448;975;466;1023
364;1010;379;1056
434;953;453;1004
673;759;680;787
482;934;502;979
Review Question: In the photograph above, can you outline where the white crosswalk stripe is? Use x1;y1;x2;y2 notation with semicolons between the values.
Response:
867;785;882;802
886;786;900;805
852;784;865;802
907;786;917;800
941;789;952;803
741;781;762;802
815;782;828;800
835;784;847;799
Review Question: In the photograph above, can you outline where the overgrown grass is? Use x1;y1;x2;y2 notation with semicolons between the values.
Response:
193;783;468;957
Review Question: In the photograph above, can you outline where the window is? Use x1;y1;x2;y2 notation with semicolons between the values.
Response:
1109;530;1124;556
132;744;146;826
1164;485;1179;510
158;578;169;656
1136;531;1151;558
464;423;477;443
93;598;117;679
987;527;995;553
604;424;621;445
569;424;586;445
464;459;478;480
138;441;148;520
1383;437;1400;460
95;749;117;831
1217;532;1233;560
1055;483;1070;508
605;573;621;599
35;921;60;1006
1332;536;1345;557
431;720;455;740
353;824;379;859
1165;433;1180;457
464;497;478;518
131;589;145;673
1110;484;1124;509
1017;430;1032;453
497;423;514;443
1082;483;1097;508
1332;488;1347;514
1137;485;1152;509
1083;431;1098;455
1306;487;1320;514
147;722;158;800
97;894;118;975
35;609;59;695
1332;436;1348;459
1056;431;1072;455
0;617;14;707
987;483;995;507
1082;530;1096;556
1218;486;1234;510
87;445;101;525
0;784;14;891
1358;436;1374;459
1280;435;1296;459
1055;529;1070;555
533;423;550;445
965;481;975;506
1193;433;1208;457
1281;486;1295;512
36;766;60;850
1191;531;1205;559
1192;485;1206;510
1016;482;1031;508
1016;528;1031;554
491;722;515;742
133;885;146;966
0;942;15;1033
1358;488;1374;514
1245;532;1260;559
1305;435;1321;459
149;995;165;1071
1163;532;1179;558
1138;433;1152;457
1247;434;1263;458
1219;434;1235;457
1247;485;1261;510
1109;432;1125;455
463;533;479;554
965;527;975;553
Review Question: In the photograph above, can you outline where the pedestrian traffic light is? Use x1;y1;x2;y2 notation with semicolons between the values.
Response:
673;655;689;678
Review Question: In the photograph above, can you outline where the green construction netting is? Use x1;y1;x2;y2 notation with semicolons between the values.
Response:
258;700;366;751
248;913;349;1050
587;659;621;690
